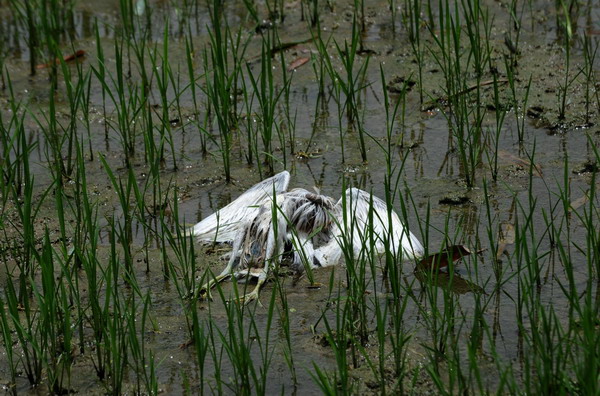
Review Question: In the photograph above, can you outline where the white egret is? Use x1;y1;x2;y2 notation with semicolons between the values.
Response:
189;171;424;303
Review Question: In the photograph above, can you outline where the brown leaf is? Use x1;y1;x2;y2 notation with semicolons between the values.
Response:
287;57;309;72
36;50;86;69
418;245;481;271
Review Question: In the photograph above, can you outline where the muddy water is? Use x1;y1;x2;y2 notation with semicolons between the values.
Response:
0;0;599;393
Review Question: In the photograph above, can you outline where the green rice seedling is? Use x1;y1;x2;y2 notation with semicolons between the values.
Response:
427;0;489;187
137;91;163;255
371;278;390;393
313;18;371;162
185;28;207;154
34;231;74;394
38;0;63;83
312;276;354;393
155;181;176;277
0;78;30;201
581;34;598;125
71;140;113;379
2;231;74;390
481;180;503;286
162;192;202;346
536;148;600;394
191;306;209;392
58;147;88;352
3;273;44;386
126;291;159;395
127;25;151;111
556;0;580;121
376;176;417;393
388;0;397;33
311;35;326;100
0;27;6;90
225;19;251;132
164;188;198;298
354;0;366;33
462;0;491;78
0;297;17;395
278;49;297;158
246;283;278;394
104;221;131;394
421;283;464;393
75;62;95;161
204;196;282;392
0;259;17;395
585;136;600;277
485;73;507;182
205;311;224;394
240;74;258;166
521;304;571;393
94;19;109;140
203;1;249;182
242;0;260;26
379;65;405;174
5;131;51;305
149;23;179;170
563;164;600;393
272;276;297;386
118;0;140;77
411;215;466;388
317;184;388;384
100;155;143;276
81;248;110;381
266;0;285;23
352;190;413;393
504;56;531;142
92;37;142;168
35;78;68;190
404;0;424;103
332;68;347;163
342;211;371;352
505;0;523;68
448;96;484;189
55;50;93;182
303;0;320;27
8;0;38;75
247;33;286;175
209;284;267;395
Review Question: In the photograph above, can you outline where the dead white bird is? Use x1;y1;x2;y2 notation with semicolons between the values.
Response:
190;171;424;303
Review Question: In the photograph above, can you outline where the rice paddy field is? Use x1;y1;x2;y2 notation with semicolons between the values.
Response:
0;0;599;394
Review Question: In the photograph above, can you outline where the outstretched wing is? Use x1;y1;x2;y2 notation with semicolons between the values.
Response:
326;188;424;262
189;171;291;243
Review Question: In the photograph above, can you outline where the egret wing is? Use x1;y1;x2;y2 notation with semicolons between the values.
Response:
189;171;290;243
329;188;424;260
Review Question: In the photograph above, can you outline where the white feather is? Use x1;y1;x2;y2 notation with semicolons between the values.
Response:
189;171;290;243
314;188;424;267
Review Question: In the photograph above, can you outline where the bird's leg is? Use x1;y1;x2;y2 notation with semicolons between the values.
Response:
196;272;232;300
233;275;266;306
197;229;246;300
